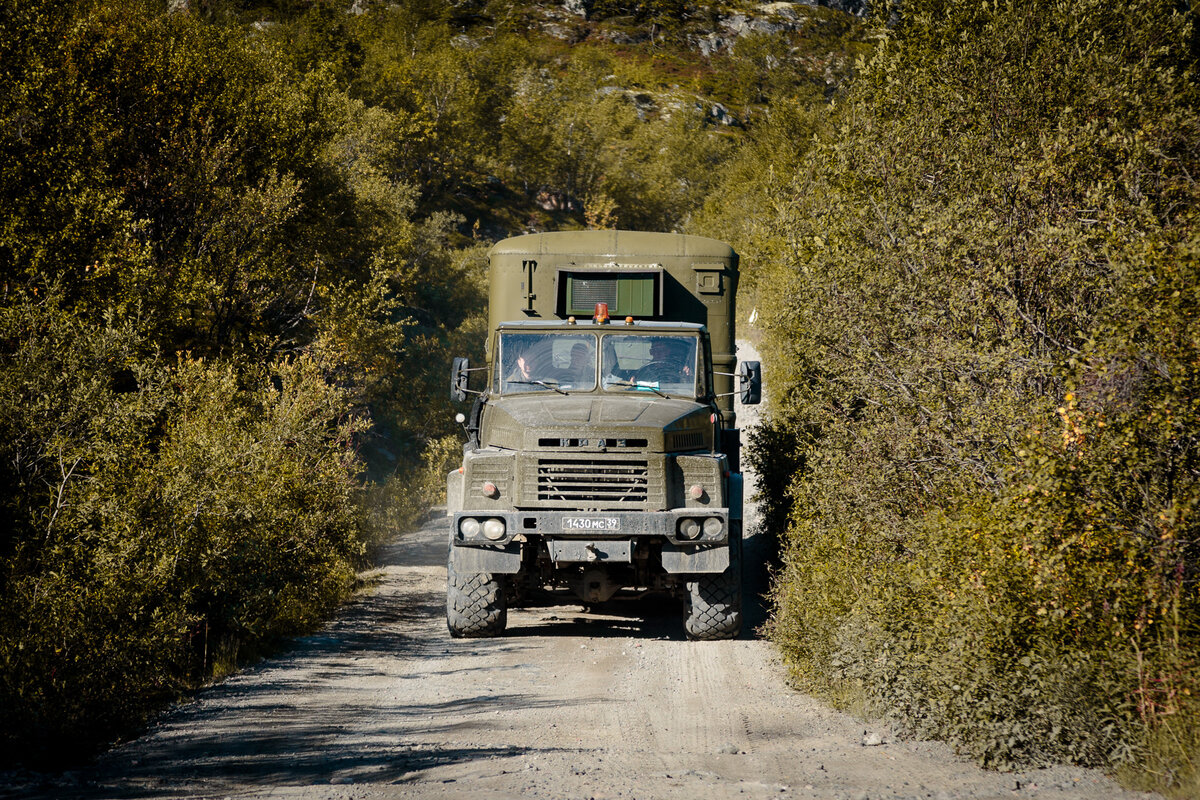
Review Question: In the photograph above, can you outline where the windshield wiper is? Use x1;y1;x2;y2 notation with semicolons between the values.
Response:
509;379;569;395
605;378;668;398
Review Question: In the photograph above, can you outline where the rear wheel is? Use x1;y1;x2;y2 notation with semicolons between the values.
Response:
446;550;507;638
683;526;742;641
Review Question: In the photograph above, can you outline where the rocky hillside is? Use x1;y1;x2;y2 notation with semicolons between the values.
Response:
205;0;871;238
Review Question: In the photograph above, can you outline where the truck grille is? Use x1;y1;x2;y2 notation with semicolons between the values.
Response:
536;458;649;503
667;431;705;451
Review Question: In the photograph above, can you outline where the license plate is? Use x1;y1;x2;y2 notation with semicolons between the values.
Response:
562;516;621;532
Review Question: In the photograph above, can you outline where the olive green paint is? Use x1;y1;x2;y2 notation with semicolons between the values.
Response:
486;230;739;426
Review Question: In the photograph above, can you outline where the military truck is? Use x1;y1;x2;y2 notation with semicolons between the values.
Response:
446;230;760;640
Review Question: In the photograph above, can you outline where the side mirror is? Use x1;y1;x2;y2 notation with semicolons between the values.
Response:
737;361;761;405
450;357;470;402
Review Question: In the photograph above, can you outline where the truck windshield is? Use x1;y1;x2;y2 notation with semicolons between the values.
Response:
601;334;698;397
495;332;597;394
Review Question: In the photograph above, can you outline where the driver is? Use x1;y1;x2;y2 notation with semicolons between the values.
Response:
505;339;550;389
507;347;535;382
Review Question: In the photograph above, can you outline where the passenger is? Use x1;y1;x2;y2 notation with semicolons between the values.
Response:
637;338;692;382
566;341;594;388
505;337;584;391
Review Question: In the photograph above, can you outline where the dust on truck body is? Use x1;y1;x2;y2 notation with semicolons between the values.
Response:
446;230;760;640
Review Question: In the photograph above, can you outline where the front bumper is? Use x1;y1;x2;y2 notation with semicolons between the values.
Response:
449;508;732;574
452;508;730;545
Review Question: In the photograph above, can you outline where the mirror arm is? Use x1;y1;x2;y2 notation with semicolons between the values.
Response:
462;366;489;395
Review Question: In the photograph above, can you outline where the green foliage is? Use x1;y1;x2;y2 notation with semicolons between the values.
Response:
692;97;828;291
0;0;865;767
0;298;365;760
3;0;408;355
497;55;732;230
726;0;1200;791
311;1;867;234
0;0;486;762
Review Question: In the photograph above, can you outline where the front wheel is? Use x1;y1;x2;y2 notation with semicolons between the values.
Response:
446;550;507;638
683;527;742;640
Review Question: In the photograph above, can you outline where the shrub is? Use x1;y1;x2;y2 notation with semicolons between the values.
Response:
734;0;1199;791
0;298;369;761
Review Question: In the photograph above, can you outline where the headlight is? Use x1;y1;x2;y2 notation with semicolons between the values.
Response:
677;518;701;540
459;517;481;538
703;517;723;538
482;518;506;541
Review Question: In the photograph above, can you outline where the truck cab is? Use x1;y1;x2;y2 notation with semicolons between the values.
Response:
446;231;759;640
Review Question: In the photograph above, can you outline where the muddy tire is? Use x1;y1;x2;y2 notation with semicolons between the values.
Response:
446;552;507;638
683;527;742;641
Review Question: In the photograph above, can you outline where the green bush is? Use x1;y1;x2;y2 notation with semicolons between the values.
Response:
719;0;1200;792
0;0;489;762
0;300;366;760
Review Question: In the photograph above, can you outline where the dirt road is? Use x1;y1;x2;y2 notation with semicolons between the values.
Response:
11;519;1153;800
10;341;1157;800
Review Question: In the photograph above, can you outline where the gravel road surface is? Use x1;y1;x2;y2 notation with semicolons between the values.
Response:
6;341;1159;800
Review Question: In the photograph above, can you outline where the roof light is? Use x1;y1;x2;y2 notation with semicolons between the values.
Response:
567;316;576;324
625;316;634;325
594;303;609;324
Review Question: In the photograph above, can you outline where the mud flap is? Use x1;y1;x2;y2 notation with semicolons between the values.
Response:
660;542;729;574
452;542;522;573
728;472;743;520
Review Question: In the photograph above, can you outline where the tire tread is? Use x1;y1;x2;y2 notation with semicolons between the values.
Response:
446;554;507;638
683;530;742;640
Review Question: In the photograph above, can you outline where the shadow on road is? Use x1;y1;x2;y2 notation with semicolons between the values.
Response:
504;592;684;640
9;513;778;800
